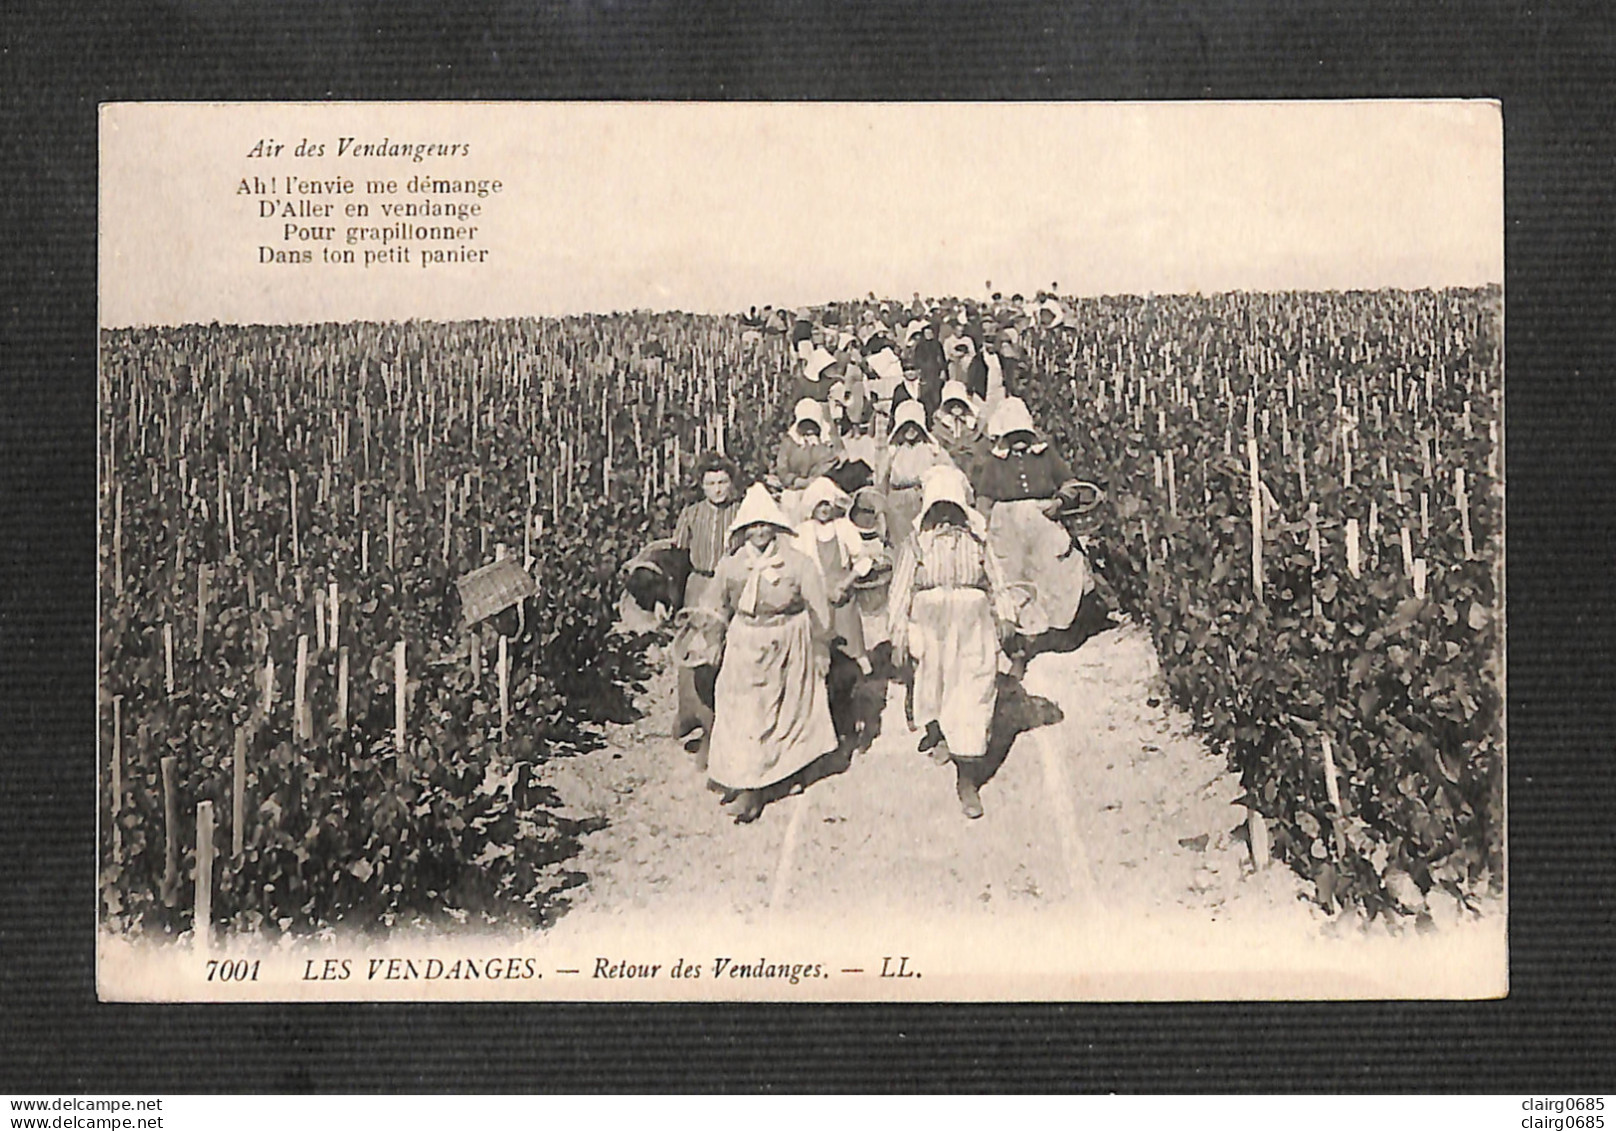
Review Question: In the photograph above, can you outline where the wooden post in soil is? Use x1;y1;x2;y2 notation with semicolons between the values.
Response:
1456;468;1474;560
336;645;349;729
472;633;482;684
498;635;510;740
163;623;175;697
1165;449;1177;518
1413;558;1428;600
288;468;300;565
1247;437;1263;604
361;530;369;575
113;482;123;597
1345;518;1360;579
1400;526;1415;579
294;634;310;741
160;755;179;905
1320;734;1343;815
1248;808;1270;870
387;499;396;570
194;799;214;951
110;695;123;860
315;591;326;653
394;640;408;760
328;581;339;651
442;482;452;564
232;727;246;857
195;564;210;659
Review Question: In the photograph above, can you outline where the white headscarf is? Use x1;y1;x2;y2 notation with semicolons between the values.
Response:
888;399;935;444
791;397;831;444
985;396;1048;455
725;483;796;616
794;477;866;565
915;463;988;539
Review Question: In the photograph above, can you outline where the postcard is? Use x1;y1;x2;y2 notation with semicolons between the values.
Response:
97;100;1505;1000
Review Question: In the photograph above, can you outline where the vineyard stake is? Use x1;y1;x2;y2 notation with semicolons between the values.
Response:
1307;503;1321;572
394;640;407;759
472;633;482;683
113;483;123;597
361;530;369;575
1345;518;1360;579
1248;808;1270;870
315;592;326;652
1320;734;1343;815
1457;470;1474;560
1420;491;1430;541
294;634;311;741
1165;449;1177;517
498;635;509;740
225;486;236;558
328;580;339;650
163;623;175;697
387;499;396;570
194;799;214;951
1413;558;1428;599
288;468;300;565
110;694;123;861
160;755;179;906
196;564;209;659
336;644;351;730
1247;437;1263;602
232;728;246;857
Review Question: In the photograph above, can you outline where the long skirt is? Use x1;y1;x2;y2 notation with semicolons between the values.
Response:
909;587;999;759
829;595;866;662
675;573;718;738
708;611;838;790
987;499;1093;636
885;484;924;543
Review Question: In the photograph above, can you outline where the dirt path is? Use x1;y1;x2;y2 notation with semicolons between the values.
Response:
543;617;1315;930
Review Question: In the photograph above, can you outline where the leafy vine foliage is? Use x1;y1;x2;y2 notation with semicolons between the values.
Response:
100;316;790;936
101;289;1500;934
1013;288;1502;918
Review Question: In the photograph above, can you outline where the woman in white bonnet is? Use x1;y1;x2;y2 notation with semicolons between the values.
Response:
975;396;1094;669
876;399;952;540
886;464;1016;819
794;476;878;676
772;398;841;523
702;484;839;824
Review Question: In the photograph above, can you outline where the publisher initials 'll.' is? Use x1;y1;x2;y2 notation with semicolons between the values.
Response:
879;956;918;978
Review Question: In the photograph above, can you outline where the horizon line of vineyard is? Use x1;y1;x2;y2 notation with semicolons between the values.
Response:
94;282;1503;334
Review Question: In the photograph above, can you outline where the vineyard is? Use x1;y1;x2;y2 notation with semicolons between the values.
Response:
99;285;1502;939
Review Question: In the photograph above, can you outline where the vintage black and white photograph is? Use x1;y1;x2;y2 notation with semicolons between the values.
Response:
97;101;1504;1000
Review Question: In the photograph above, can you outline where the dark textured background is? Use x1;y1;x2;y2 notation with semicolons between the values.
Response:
2;0;1612;1093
